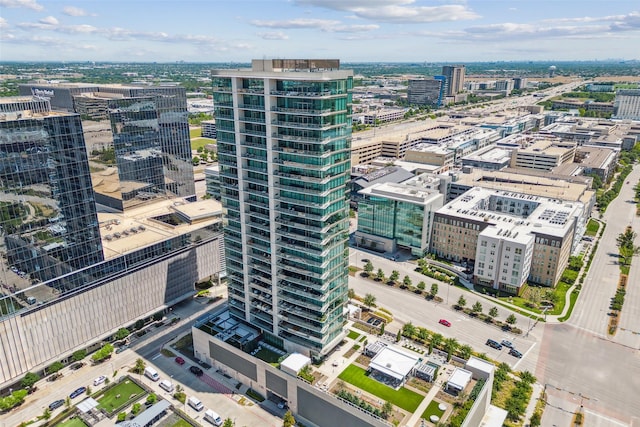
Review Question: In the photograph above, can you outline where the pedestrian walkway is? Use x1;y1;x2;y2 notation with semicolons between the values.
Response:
404;379;443;427
523;382;544;426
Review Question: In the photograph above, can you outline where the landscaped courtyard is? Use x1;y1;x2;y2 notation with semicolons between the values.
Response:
96;377;146;414
337;364;424;412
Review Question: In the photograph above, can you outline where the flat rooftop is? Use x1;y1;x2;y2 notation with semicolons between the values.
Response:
359;182;442;205
369;345;420;381
451;168;594;205
98;198;222;259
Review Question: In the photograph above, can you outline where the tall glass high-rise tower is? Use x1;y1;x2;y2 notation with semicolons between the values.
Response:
212;59;353;358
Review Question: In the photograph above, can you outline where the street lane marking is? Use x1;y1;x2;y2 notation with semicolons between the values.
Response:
584;409;628;427
513;342;536;370
151;354;161;360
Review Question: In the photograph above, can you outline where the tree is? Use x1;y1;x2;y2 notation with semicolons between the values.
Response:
417;328;429;343
530;411;542;427
21;372;40;389
459;344;473;360
381;401;393;418
72;349;87;361
348;288;355;301
396;330;402;342
443;337;459;361
472;301;483;315
389;270;400;283
48;361;64;374
146;394;157;405
417;281;426;292
364;261;374;276
376;268;385;281
457;295;467;309
506;314;517;326
192;156;201;166
40;408;51;421
429;333;443;354
117;412;127;422
402;322;416;338
115;327;130;340
135;319;145;330
222;419;235;427
363;293;376;310
402;275;412;288
65;397;71;409
430;283;439;298
86;386;92;395
132;402;142;415
488;306;499;320
133;358;146;374
283;411;296;427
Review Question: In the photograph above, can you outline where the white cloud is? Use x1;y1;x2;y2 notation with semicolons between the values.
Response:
251;18;377;32
0;17;8;29
257;31;289;40
294;0;480;23
62;6;95;17
251;18;341;30
0;0;43;11
39;16;59;26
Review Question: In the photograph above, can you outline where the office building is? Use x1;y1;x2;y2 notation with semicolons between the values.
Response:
19;83;196;209
431;187;584;293
204;165;221;200
407;79;444;107
0;97;226;387
513;78;528;90
510;139;576;171
212;59;353;359
355;175;444;256
201;119;217;139
442;65;466;96
613;89;640;120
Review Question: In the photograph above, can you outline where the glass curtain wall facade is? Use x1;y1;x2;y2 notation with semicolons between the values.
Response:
0;106;103;312
213;62;353;358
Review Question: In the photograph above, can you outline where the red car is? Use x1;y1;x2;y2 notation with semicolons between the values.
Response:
438;319;452;327
175;356;185;365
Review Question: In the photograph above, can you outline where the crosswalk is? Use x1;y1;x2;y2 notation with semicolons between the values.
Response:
198;372;233;394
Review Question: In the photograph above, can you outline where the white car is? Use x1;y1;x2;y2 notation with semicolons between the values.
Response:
93;375;107;386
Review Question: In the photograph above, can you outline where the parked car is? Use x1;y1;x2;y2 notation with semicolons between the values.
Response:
501;340;513;348
438;319;452;327
485;339;503;350
190;366;204;376
70;386;87;399
115;345;129;354
70;362;85;370
49;399;65;411
509;348;523;358
93;375;107;386
175;356;185;365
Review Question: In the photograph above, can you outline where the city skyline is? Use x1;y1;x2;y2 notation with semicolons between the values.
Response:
1;0;639;62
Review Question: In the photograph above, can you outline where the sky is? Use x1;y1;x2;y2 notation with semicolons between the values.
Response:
1;0;639;63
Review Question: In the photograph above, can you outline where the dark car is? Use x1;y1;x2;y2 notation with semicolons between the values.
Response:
509;348;523;358
189;366;204;376
501;340;513;348
175;356;185;365
49;399;65;411
70;386;87;399
485;339;503;350
115;345;129;354
70;362;85;370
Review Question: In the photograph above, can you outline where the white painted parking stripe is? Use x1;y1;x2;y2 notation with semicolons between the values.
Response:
513;342;536;370
151;353;161;360
584;409;628;426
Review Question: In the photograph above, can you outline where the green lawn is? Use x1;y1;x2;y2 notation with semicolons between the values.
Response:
56;417;89;427
189;128;201;138
96;378;145;412
191;137;215;151
254;348;283;364
347;330;361;340
421;399;445;420
170;419;192;427
338;365;424;412
585;219;600;237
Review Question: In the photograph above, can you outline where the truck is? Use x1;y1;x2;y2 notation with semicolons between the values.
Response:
144;366;160;381
204;409;223;426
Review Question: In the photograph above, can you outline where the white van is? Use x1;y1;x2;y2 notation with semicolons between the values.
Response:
204;409;223;426
159;379;174;392
144;366;160;381
188;396;204;412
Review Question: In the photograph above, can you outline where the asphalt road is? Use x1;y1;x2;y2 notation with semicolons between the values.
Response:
348;247;543;373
